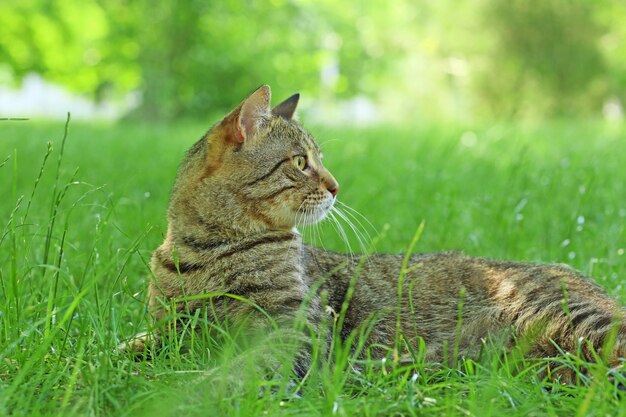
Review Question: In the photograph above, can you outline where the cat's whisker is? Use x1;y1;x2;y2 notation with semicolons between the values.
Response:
328;210;355;261
335;200;377;238
311;210;320;245
334;203;376;254
289;202;309;263
332;206;370;256
299;205;325;253
331;207;374;268
294;200;309;227
324;210;342;244
318;138;340;148
333;206;373;252
307;208;319;246
313;210;327;251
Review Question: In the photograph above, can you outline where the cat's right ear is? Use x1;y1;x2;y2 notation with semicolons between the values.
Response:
223;85;272;144
272;93;300;120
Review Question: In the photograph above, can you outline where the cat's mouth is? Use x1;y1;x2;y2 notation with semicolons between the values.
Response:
296;197;335;226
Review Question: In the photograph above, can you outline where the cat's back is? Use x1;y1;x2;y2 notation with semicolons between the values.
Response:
305;246;614;318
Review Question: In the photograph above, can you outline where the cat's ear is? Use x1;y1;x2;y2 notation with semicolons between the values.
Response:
272;93;300;120
228;85;272;144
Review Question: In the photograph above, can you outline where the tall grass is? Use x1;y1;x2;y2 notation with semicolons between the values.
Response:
1;117;626;416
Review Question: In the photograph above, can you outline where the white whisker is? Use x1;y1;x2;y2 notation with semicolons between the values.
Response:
318;138;340;148
336;200;377;236
328;210;354;261
291;196;376;267
287;200;308;264
313;210;327;251
332;206;369;256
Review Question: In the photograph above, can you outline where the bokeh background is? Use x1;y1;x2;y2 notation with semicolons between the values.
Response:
2;0;626;123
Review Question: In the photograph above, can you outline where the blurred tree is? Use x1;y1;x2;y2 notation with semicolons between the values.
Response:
131;0;407;119
132;0;323;118
0;0;141;100
594;0;626;110
0;0;624;120
480;0;608;117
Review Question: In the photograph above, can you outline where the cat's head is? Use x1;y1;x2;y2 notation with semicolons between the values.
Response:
170;85;338;234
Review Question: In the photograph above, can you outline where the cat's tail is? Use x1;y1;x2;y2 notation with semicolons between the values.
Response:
493;263;626;366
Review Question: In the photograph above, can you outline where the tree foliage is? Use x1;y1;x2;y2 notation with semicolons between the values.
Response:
1;0;625;120
481;0;607;116
0;0;140;100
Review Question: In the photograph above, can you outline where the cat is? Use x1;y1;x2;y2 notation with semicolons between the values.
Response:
123;85;626;383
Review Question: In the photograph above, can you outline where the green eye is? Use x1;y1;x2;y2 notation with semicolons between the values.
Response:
293;155;307;170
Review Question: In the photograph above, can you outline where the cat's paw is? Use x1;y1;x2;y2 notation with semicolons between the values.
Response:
118;331;156;359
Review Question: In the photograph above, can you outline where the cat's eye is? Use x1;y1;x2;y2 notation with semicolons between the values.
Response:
293;155;308;171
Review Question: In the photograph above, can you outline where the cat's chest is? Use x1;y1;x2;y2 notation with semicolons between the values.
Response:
159;231;307;296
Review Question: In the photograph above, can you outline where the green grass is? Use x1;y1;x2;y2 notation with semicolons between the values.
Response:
1;116;626;416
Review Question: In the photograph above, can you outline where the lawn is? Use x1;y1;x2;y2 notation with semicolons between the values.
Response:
1;117;626;416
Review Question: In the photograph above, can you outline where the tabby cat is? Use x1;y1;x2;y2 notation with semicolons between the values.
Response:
124;85;626;381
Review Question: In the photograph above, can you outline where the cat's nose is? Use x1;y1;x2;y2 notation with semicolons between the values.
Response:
328;183;339;197
325;177;339;198
322;170;339;198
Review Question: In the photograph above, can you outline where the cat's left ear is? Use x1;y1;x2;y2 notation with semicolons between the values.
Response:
272;93;300;120
233;85;272;143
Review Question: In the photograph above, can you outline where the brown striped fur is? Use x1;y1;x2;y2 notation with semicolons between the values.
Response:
124;86;626;381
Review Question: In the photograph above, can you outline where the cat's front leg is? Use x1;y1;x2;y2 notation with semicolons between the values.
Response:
118;281;164;357
244;300;323;381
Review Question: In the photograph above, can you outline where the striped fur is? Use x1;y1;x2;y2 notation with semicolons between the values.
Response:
126;86;626;382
